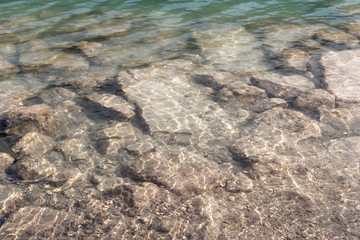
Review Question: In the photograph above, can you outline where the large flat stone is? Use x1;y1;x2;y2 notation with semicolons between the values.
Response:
118;62;235;140
230;108;322;162
321;49;360;103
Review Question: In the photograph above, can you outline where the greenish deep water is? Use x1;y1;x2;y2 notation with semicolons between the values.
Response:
1;0;360;239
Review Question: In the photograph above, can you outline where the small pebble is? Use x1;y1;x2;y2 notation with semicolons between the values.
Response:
228;196;235;201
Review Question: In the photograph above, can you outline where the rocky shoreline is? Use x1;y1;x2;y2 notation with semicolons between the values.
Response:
0;20;360;239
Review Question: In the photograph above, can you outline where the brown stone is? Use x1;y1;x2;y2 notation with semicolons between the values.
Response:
0;152;14;172
11;131;55;158
295;89;335;111
9;155;55;180
6;104;58;135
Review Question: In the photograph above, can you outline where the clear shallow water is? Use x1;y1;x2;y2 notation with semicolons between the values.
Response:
0;0;359;88
1;0;360;239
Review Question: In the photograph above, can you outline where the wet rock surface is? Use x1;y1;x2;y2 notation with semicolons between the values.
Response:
251;72;315;100
0;207;74;239
0;185;22;216
6;104;58;136
0;20;360;240
321;49;360;104
0;153;14;172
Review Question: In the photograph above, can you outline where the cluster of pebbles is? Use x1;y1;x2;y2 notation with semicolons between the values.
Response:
0;18;360;239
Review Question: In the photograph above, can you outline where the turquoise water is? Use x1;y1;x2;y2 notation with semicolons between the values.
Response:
0;0;359;75
1;0;359;74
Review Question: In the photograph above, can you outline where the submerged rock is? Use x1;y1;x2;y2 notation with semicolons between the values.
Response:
45;53;89;74
294;89;335;112
0;57;18;76
118;62;235;139
319;105;360;136
11;131;55;158
18;39;55;68
0;43;17;62
85;93;135;119
72;41;103;58
69;72;107;91
0;207;73;239
39;88;78;108
251;72;315;100
84;17;131;40
0;185;22;215
0;152;14;172
192;24;269;72
92;122;155;155
121;145;235;199
321;49;360;103
348;20;360;35
279;48;311;71
6;104;58;135
264;24;322;52
0;84;30;118
92;122;135;141
0;50;358;239
230;108;322;163
314;28;359;49
9;155;55;180
19;50;56;68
